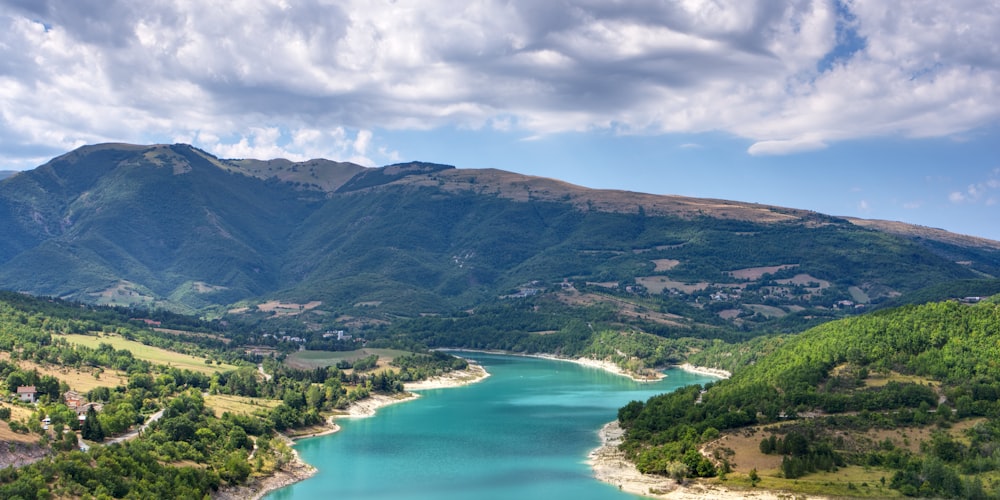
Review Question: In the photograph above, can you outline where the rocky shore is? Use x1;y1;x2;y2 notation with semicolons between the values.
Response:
212;435;316;500
589;420;677;497
588;421;819;500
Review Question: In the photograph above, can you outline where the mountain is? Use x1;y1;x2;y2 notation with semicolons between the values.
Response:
1;143;998;332
0;171;16;181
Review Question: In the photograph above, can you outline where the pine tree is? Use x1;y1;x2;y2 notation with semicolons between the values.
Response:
81;406;104;441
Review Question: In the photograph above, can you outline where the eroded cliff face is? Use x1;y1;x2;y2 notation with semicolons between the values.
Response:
0;441;51;469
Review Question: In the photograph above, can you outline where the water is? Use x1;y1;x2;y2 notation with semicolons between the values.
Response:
266;353;714;500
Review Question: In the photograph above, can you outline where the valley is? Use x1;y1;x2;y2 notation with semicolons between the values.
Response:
0;144;999;498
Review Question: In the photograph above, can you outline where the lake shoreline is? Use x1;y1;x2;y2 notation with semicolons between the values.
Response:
219;361;490;500
587;366;829;500
227;354;728;499
673;362;731;379
588;421;820;500
442;349;667;382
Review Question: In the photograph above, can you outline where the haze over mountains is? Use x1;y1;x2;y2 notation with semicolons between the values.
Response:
1;143;998;331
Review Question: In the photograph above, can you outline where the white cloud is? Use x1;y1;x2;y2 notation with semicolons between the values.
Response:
0;0;998;166
748;137;828;156
353;130;372;156
377;146;401;163
949;169;1000;204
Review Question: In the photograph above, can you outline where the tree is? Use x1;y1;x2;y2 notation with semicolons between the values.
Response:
748;468;760;487
220;450;251;484
759;436;774;454
666;461;689;484
81;406;104;441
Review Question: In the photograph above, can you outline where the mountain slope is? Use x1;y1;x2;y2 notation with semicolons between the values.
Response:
0;143;997;322
617;296;1000;498
0;144;324;310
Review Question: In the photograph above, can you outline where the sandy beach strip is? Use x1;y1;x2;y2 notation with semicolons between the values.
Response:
673;363;731;379
213;361;491;499
404;362;491;390
443;348;667;382
537;354;667;382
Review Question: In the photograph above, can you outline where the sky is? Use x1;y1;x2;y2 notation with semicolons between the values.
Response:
1;1;998;240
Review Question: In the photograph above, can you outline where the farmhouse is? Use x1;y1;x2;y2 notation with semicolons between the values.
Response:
63;390;86;409
16;385;38;403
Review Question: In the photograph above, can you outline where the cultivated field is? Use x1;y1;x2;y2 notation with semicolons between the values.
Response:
256;300;323;317
57;334;237;375
86;280;157;307
650;258;680;272
285;348;410;371
635;276;710;294
153;327;230;344
745;304;787;318
0;352;128;392
203;394;281;418
776;273;830;288
727;264;798;280
558;291;685;327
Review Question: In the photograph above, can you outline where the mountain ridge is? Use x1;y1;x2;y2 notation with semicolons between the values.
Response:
1;143;997;328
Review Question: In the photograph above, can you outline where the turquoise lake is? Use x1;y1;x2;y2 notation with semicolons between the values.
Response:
266;353;715;500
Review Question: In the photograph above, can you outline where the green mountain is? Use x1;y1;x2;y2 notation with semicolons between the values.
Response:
1;143;998;332
617;296;1000;498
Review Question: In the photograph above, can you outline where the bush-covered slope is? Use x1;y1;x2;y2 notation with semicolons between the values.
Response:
618;297;1000;498
0;144;323;309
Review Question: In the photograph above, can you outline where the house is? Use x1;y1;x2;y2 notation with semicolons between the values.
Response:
323;330;348;340
63;390;85;410
75;402;104;416
16;386;38;403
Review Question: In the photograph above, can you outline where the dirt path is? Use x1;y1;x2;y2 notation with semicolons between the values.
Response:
107;408;165;444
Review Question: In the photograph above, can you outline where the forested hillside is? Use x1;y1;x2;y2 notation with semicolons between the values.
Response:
617;296;1000;498
0;143;997;341
0;292;470;497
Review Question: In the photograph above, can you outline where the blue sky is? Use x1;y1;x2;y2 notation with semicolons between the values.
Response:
2;1;999;240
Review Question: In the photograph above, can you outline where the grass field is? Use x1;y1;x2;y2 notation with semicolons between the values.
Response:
0;352;128;392
285;348;411;371
704;417;988;498
203;394;281;418
715;465;902;498
57;333;237;375
745;304;788;318
863;370;938;388
635;276;711;294
0;402;38;444
153;327;230;344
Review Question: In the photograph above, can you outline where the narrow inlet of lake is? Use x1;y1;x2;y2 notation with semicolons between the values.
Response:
266;352;715;500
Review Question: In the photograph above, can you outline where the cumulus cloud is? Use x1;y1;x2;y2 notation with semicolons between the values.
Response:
0;0;998;167
949;169;1000;205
